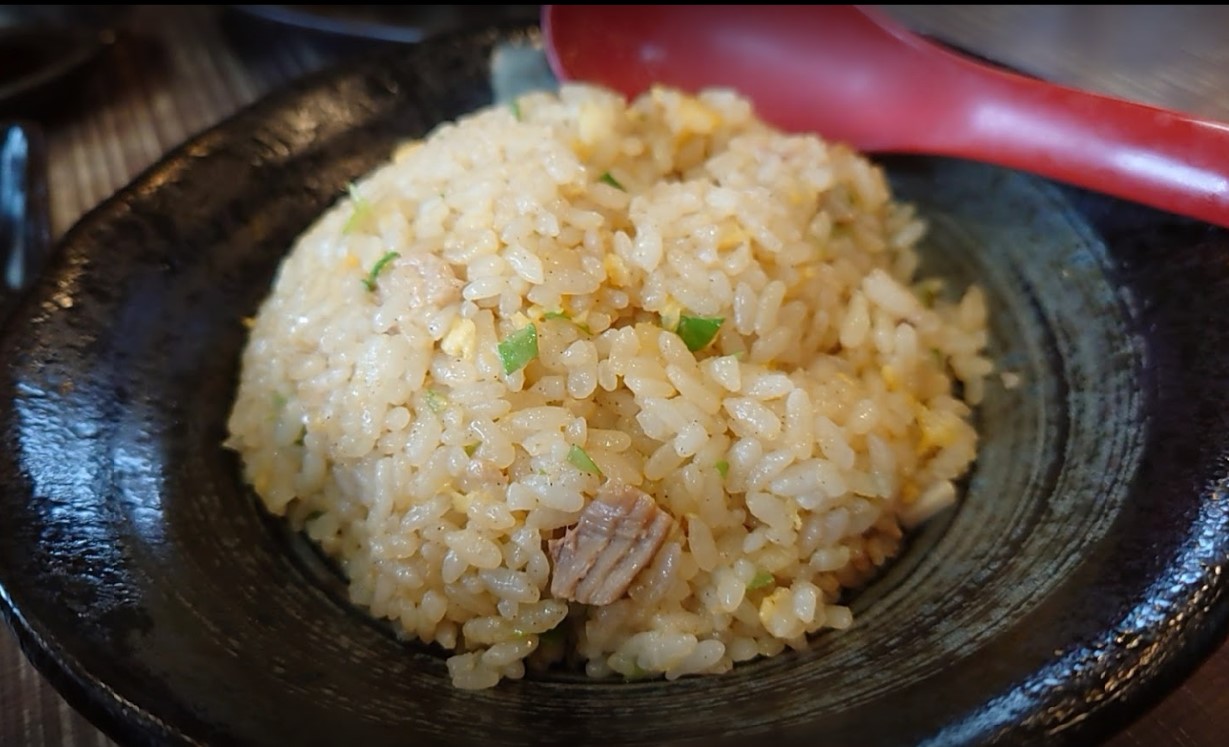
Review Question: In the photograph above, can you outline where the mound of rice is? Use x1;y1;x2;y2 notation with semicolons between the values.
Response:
225;83;991;689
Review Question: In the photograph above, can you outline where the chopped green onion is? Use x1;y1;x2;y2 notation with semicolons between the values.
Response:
567;444;602;476
599;171;625;191
361;251;400;292
715;459;729;478
269;392;289;424
913;278;945;308
498;324;538;374
424;389;447;413
623;662;652;680
342;183;373;234
676;314;724;352
747;570;774;590
463;442;479;457
509;99;523;120
543;310;591;334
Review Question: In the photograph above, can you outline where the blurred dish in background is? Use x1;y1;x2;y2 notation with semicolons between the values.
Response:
0;25;115;120
227;5;540;45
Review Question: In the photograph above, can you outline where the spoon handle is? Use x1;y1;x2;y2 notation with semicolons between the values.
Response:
924;45;1229;229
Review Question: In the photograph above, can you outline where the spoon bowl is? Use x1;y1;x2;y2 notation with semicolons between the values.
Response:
543;4;1229;228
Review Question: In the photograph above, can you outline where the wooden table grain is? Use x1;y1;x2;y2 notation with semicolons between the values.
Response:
2;5;1227;746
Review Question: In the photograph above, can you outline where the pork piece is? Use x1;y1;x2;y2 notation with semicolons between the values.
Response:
548;482;675;605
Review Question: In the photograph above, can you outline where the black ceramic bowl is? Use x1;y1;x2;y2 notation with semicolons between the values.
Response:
2;23;1229;747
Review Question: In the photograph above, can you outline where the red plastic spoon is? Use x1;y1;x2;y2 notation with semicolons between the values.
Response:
542;4;1229;229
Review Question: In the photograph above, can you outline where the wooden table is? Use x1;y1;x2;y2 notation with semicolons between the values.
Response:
1;5;1227;745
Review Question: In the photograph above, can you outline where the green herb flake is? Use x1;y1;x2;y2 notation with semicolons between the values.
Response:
424;389;447;413
544;310;591;335
271;391;288;410
304;510;324;523
676;314;724;352
509;99;522;121
715;459;730;478
361;251;400;292
342;183;373;234
915;279;945;308
567;444;603;476
623;662;651;681
498;324;539;375
463;442;479;457
599;171;626;191
747;570;775;590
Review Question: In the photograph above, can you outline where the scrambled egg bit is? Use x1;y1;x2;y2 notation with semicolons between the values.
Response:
441;318;477;360
653;86;721;137
916;407;964;454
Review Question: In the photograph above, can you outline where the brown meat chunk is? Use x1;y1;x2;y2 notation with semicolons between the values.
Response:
548;481;675;605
